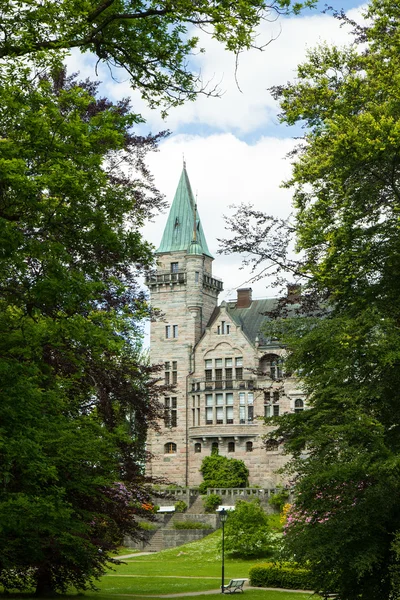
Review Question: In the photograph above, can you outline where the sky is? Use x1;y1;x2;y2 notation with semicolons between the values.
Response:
68;0;368;304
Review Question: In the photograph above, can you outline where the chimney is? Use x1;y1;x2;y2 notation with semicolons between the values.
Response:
287;283;301;303
237;288;252;308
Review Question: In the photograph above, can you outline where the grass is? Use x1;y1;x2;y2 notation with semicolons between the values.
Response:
0;531;321;600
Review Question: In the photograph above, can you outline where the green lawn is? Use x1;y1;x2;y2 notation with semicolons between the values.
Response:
0;531;320;600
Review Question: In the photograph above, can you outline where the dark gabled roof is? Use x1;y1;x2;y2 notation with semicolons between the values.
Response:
226;299;280;346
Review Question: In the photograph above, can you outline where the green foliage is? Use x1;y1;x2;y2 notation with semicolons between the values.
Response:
224;500;275;559
203;494;222;514
249;563;314;590
0;64;164;596
199;454;249;493
173;521;211;530
262;3;400;599
268;487;290;512
139;522;159;531
174;500;188;513
0;0;316;113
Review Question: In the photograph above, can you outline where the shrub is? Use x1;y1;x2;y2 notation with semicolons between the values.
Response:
174;500;188;513
138;522;158;531
268;486;290;512
224;499;275;558
173;521;211;530
199;454;248;493
203;493;222;513
249;562;314;590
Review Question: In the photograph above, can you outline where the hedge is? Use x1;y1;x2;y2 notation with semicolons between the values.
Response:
249;562;314;590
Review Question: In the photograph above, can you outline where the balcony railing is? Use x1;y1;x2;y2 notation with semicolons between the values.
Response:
190;378;256;392
203;273;223;291
145;271;186;286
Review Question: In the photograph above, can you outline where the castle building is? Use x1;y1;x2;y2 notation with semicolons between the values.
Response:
146;165;306;487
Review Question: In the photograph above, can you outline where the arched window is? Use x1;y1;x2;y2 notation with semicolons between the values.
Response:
211;442;219;454
246;441;253;452
164;442;177;454
194;442;201;453
259;354;283;379
228;441;235;453
294;399;304;413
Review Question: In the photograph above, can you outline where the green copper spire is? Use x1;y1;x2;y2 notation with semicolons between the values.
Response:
156;164;213;257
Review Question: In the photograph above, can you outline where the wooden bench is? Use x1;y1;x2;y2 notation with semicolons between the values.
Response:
222;579;246;593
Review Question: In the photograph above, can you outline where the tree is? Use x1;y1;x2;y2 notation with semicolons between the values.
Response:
199;453;248;493
0;0;315;111
0;64;165;595
224;499;274;558
222;2;400;598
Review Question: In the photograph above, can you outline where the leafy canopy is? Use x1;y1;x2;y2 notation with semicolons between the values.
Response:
259;2;400;598
0;0;315;111
0;64;164;595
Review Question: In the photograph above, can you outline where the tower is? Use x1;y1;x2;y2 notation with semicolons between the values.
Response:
146;164;223;485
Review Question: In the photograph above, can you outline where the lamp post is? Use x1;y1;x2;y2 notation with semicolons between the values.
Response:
219;508;228;593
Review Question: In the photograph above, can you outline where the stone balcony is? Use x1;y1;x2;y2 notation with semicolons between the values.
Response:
145;270;223;291
188;423;258;440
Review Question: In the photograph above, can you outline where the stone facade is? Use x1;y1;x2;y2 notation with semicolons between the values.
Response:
146;166;306;487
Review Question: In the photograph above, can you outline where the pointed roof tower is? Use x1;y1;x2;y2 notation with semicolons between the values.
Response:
157;163;213;257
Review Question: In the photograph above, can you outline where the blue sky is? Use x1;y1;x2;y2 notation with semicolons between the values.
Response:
68;0;368;302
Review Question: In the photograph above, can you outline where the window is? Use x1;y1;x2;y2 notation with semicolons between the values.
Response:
225;358;232;367
172;361;177;370
206;406;213;424
164;397;177;427
226;393;233;405
216;393;224;405
172;370;177;384
205;369;212;381
164;442;176;454
246;441;253;452
228;441;235;453
216;406;223;424
248;405;254;422
226;406;233;424
294;399;304;413
215;369;222;381
260;354;283;379
171;262;179;273
248;393;254;405
239;392;245;405
173;325;178;338
221;321;225;334
205;359;212;369
165;372;170;385
165;361;170;370
217;325;220;335
236;367;243;380
225;368;233;381
235;357;243;367
206;394;213;406
195;271;199;283
215;358;223;367
165;325;171;338
273;391;280;403
211;442;219;454
264;390;271;403
265;403;279;417
194;443;201;453
226;324;230;334
239;405;246;423
273;404;280;416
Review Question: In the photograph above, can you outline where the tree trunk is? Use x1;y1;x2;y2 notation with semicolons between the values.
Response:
35;568;57;597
